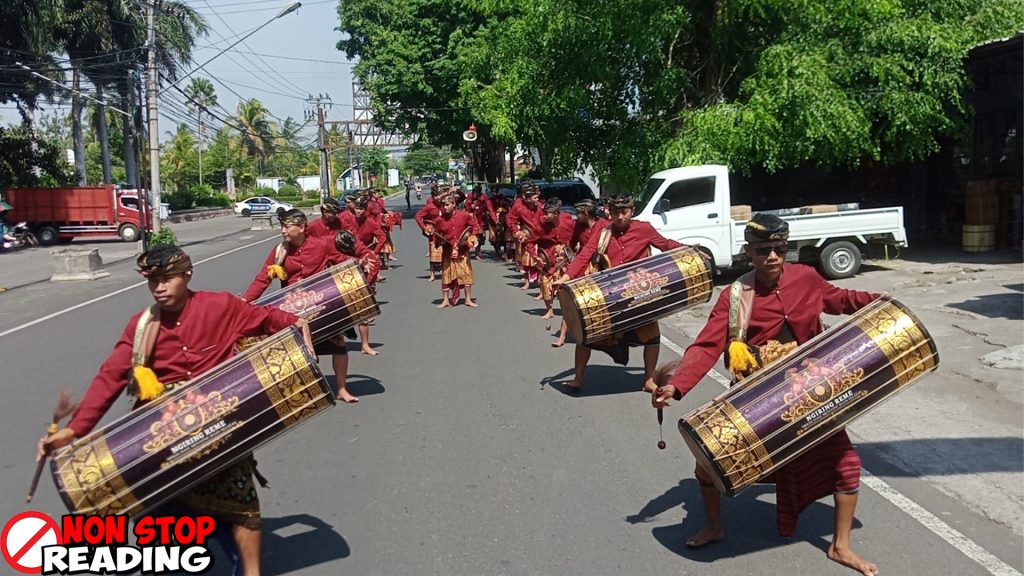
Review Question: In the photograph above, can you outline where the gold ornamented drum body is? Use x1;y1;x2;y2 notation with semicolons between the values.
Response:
679;297;939;496
251;259;379;345
558;246;712;345
51;327;334;516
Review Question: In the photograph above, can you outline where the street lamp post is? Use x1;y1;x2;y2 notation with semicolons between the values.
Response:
147;0;301;232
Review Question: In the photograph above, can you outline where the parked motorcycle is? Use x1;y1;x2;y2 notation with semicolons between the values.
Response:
6;222;39;248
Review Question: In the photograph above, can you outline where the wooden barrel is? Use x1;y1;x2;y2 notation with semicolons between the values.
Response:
965;181;1000;225
962;224;996;252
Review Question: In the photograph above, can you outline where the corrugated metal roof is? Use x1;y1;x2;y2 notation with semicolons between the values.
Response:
968;31;1023;54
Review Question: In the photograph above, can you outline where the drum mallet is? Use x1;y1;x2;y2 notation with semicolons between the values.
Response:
657;407;666;450
27;391;78;503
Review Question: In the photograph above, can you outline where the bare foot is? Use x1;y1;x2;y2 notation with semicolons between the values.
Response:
533;293;544;301
361;347;379;356
685;527;724;548
437;300;451;308
827;545;879;576
562;380;583;393
551;339;565;348
465;300;478;308
336;389;360;403
520;284;530;290
428;276;435;282
541;310;555;320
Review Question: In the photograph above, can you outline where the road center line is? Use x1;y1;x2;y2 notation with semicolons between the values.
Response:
659;334;1021;576
0;235;278;339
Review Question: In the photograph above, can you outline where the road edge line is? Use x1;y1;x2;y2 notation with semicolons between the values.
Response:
0;235;278;339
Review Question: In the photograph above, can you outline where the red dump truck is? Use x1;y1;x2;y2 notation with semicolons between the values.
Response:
2;185;151;245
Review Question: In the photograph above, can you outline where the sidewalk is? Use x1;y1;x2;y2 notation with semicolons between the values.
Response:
0;214;258;291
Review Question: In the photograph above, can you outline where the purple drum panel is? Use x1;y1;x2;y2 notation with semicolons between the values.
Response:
558;246;712;345
51;327;334;516
251;259;379;344
679;297;939;496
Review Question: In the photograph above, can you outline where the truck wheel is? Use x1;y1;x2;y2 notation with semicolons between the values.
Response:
36;226;59;246
119;223;141;242
819;241;861;279
241;208;251;217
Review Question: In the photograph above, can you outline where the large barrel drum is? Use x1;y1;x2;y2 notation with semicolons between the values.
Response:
51;327;334;516
678;297;939;496
252;259;379;343
558;246;712;345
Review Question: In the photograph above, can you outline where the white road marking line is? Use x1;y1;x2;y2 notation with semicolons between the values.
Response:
0;235;278;339
659;333;1021;576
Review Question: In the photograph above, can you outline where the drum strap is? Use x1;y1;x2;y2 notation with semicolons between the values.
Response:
129;305;166;401
728;271;756;342
132;305;161;369
267;243;288;281
597;227;611;256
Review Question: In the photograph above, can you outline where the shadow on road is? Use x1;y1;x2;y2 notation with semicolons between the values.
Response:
541;365;645;396
946;290;1024;320
857;436;1024;476
633;479;859;560
262;513;351;575
326;374;385;398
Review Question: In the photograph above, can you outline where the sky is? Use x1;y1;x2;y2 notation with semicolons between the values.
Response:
0;0;357;151
163;0;356;147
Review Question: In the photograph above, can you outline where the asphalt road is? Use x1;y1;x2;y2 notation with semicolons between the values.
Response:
0;199;1020;576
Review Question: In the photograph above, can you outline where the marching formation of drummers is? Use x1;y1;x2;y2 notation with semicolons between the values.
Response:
34;179;945;576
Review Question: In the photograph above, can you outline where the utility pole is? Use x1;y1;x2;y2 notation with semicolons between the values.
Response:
146;0;162;232
307;94;332;202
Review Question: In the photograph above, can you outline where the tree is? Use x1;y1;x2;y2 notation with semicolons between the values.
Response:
402;144;448;176
233;99;275;174
359;147;390;184
337;0;1024;191
661;0;1024;174
0;125;74;190
160;123;198;195
184;77;217;185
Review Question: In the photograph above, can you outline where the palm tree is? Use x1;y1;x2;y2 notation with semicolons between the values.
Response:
233;99;275;175
57;0;206;186
184;77;217;185
160;123;197;194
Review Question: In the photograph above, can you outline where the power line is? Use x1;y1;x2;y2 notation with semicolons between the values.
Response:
193;0;334;15
197;0;310;99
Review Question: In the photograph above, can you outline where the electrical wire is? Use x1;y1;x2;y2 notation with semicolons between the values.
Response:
197;0;310;99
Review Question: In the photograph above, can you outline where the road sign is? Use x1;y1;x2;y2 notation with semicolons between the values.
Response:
2;511;62;574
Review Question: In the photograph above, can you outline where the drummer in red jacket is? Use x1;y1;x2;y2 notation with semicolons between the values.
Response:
434;192;482;308
38;244;312;576
244;209;364;404
556;193;683;393
652;213;880;576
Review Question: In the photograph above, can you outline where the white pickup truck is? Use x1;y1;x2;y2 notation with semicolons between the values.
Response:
632;164;908;279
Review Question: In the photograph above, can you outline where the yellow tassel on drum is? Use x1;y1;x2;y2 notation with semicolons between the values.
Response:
267;264;287;281
132;366;165;401
727;340;760;380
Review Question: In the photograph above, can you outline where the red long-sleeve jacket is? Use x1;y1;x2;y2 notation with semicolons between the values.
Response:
434;210;481;254
243;236;342;302
565;220;682;279
415;199;441;231
526;212;576;266
68;292;298;436
355;213;386;253
506;198;542;236
668;264;880;396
